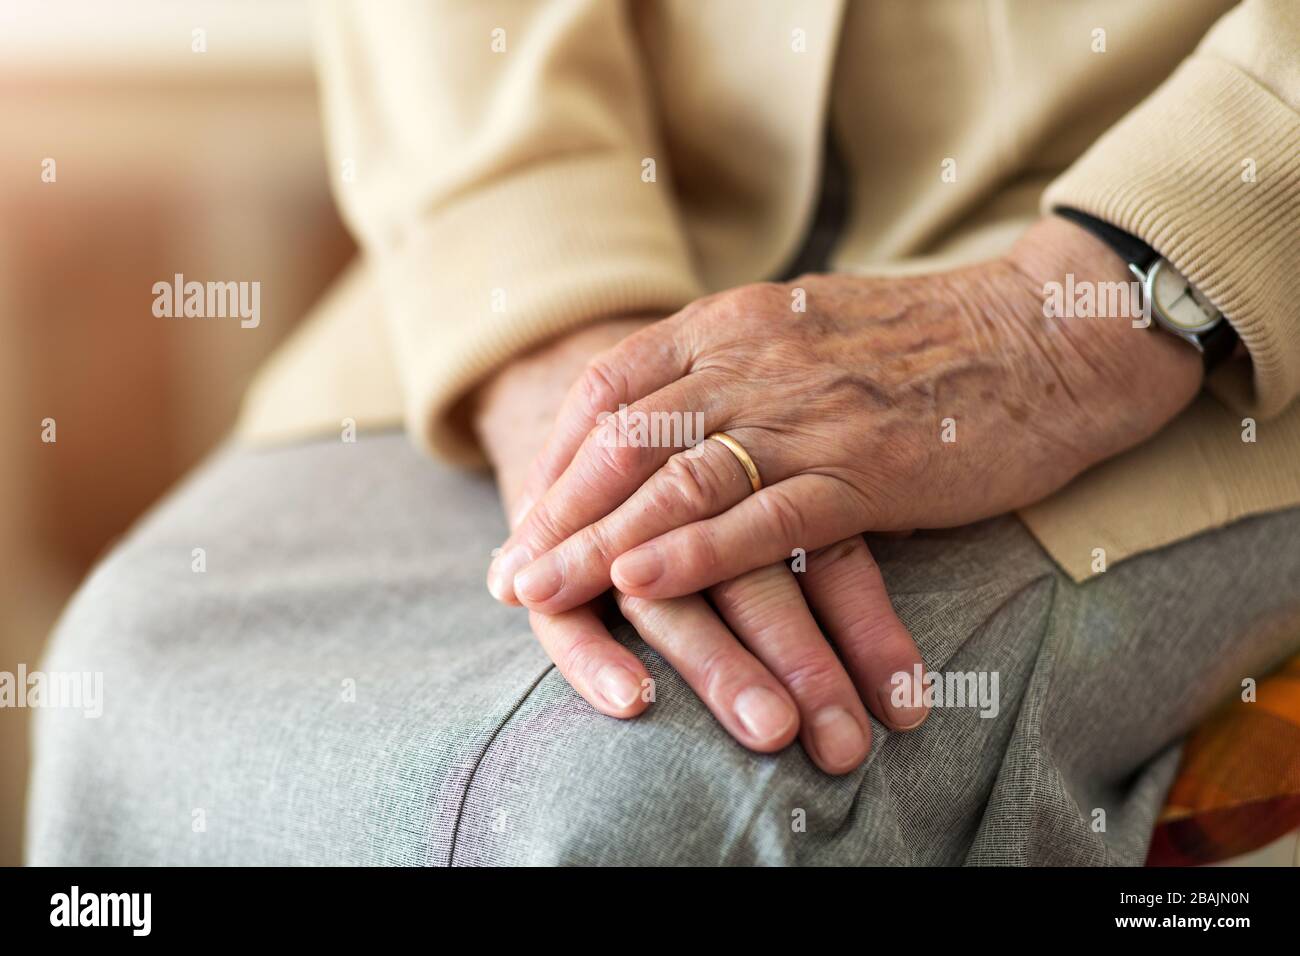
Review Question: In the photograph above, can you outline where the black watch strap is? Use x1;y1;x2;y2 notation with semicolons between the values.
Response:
1053;207;1237;372
1054;207;1157;269
1198;318;1239;371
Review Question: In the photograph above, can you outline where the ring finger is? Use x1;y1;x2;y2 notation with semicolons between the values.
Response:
513;428;777;613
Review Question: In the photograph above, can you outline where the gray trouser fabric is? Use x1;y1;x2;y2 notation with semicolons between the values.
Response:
26;434;1300;865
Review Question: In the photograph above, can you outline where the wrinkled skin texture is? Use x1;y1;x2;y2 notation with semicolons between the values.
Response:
478;216;1203;769
473;319;926;776
490;217;1201;605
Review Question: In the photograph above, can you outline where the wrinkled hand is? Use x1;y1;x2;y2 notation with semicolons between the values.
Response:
474;318;927;775
489;217;1202;614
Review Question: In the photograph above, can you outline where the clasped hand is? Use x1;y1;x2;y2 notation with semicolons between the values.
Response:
477;217;1201;773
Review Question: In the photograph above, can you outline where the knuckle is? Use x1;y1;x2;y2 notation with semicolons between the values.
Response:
756;486;805;545
659;450;721;513
778;651;845;699
681;523;721;576
560;633;608;687
695;644;743;701
578;355;629;416
588;423;655;480
723;282;784;318
579;520;620;567
522;503;566;549
644;479;689;524
844;613;907;656
712;571;787;623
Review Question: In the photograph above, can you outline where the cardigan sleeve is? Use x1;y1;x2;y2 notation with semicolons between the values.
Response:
1042;0;1300;420
314;0;704;464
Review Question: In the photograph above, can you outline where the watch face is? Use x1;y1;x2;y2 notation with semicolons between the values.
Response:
1149;259;1221;332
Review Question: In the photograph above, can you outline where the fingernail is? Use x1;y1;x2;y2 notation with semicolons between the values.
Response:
596;665;642;711
812;707;868;769
514;554;564;605
734;687;796;743
487;546;531;602
879;674;929;730
613;546;663;589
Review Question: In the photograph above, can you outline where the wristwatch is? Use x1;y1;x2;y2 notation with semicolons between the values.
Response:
1054;207;1237;370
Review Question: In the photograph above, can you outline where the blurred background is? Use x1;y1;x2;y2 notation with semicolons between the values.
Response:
0;0;353;864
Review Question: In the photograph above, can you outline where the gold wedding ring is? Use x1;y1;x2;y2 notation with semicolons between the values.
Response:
706;432;762;494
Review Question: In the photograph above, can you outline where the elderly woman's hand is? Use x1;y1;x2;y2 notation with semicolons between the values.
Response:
489;216;1203;612
474;317;928;775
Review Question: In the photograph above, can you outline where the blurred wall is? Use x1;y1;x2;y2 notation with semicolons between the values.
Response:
0;0;354;864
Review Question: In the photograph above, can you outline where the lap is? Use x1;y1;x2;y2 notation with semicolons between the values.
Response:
26;434;1300;865
29;434;532;864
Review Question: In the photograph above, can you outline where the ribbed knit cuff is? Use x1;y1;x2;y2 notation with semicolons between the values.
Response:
1043;55;1300;419
374;155;705;466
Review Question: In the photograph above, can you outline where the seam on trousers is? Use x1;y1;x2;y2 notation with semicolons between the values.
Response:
960;571;1060;864
1004;572;1075;865
1023;574;1059;865
1011;570;1109;865
1036;571;1118;866
444;664;555;865
883;568;1058;865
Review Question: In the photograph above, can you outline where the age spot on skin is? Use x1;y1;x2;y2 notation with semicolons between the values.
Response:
1001;399;1029;424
